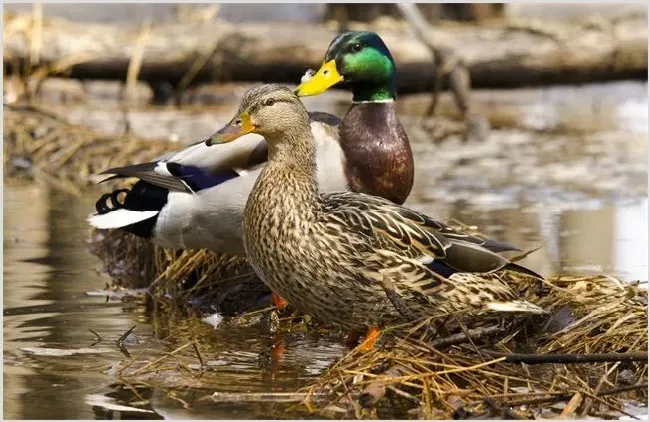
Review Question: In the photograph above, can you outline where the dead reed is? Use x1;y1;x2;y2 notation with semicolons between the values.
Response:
4;104;178;187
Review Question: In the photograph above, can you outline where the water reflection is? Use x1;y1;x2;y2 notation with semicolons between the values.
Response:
3;184;346;418
4;183;138;419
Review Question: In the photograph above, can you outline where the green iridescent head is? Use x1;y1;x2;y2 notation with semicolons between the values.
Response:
295;31;397;102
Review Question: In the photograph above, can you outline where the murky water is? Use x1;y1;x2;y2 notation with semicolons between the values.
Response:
3;80;648;419
3;183;345;419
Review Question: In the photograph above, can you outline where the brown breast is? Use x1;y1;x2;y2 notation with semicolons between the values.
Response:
338;102;414;205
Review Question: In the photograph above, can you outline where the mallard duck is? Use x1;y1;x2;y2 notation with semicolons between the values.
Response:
295;31;413;204
87;124;346;256
206;84;544;349
88;31;414;257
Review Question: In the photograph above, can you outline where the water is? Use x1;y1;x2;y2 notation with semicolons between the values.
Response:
3;183;345;419
3;80;648;418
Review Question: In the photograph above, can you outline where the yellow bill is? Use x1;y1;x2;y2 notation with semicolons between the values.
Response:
295;59;343;97
205;112;255;145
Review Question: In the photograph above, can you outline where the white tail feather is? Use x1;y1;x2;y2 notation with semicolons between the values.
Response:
87;209;159;229
487;300;546;315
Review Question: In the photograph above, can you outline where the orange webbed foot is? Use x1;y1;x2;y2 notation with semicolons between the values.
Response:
358;327;381;353
271;291;289;309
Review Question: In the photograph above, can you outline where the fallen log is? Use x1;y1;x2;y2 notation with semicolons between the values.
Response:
4;11;647;94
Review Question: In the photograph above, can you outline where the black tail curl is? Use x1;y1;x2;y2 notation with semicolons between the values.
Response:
91;181;170;239
95;189;130;214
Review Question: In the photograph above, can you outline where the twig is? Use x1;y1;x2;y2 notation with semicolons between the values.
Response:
598;383;648;397
478;350;648;364
208;391;318;403
116;325;136;358
125;18;152;103
339;369;362;419
491;384;648;411
430;326;503;349
386;385;421;403
581;362;619;416
560;392;583;418
130;342;194;375
88;328;102;346
500;392;574;407
192;342;204;369
453;316;485;362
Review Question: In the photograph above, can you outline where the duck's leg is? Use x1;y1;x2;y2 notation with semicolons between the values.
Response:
358;327;382;352
271;291;289;309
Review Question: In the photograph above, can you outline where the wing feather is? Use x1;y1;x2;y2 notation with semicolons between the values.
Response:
322;191;522;274
100;162;191;192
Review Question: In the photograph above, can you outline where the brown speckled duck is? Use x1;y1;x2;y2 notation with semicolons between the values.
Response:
207;84;545;350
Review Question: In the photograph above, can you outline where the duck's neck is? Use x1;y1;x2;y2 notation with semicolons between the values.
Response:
260;126;319;206
350;77;396;103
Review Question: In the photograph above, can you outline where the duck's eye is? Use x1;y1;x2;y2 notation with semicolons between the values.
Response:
265;98;275;107
350;43;363;53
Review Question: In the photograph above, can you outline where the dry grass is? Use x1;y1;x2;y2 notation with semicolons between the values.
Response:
293;274;647;419
4;104;178;186
102;273;647;419
535;275;647;355
88;228;268;316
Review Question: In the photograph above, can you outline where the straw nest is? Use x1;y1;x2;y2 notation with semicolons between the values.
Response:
293;275;647;419
87;228;270;315
103;274;647;419
6;103;648;419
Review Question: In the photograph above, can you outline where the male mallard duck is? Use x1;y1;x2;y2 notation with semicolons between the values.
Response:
88;123;346;256
88;31;414;257
206;84;544;349
296;31;413;204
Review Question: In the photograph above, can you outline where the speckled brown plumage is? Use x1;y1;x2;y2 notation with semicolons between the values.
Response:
216;85;545;333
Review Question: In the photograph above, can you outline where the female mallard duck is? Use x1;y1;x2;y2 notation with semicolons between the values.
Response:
207;84;545;349
88;31;414;256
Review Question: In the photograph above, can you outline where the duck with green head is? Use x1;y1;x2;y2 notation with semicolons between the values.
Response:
296;31;413;205
88;32;414;259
